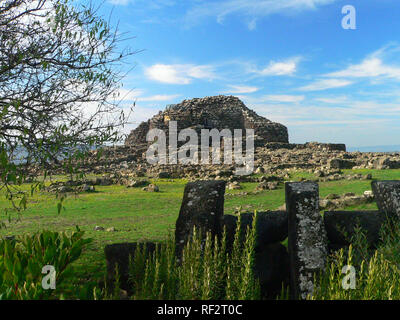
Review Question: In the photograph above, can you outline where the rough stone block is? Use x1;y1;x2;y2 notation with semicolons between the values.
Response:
234;211;287;245
372;180;400;220
254;243;290;300
221;214;238;252
324;211;384;248
104;242;156;293
286;182;327;300
328;158;356;169
221;211;287;254
221;214;289;299
175;180;226;259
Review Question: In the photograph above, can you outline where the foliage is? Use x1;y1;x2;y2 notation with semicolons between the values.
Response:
126;214;260;300
0;227;92;299
0;0;137;216
311;219;400;300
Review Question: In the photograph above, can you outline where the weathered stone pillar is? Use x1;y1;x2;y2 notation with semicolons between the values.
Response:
286;182;327;300
372;180;400;220
175;180;226;259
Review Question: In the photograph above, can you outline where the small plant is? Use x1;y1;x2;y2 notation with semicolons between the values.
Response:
311;219;400;300
226;213;260;300
0;227;92;300
127;212;261;300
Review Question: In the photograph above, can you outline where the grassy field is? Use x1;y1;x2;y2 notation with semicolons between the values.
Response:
1;168;400;298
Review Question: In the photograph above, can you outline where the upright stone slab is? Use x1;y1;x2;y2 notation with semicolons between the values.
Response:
221;212;289;299
221;214;238;252
254;243;290;299
222;211;288;250
286;182;327;300
324;211;384;248
372;181;400;220
104;242;156;293
175;180;226;259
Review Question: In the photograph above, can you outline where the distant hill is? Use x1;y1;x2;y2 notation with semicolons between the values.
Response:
348;145;400;152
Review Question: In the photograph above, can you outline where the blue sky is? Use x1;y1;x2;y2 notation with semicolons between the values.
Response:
95;0;400;147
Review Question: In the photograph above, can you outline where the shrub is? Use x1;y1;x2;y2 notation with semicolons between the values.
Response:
311;219;400;300
127;212;260;300
0;227;92;300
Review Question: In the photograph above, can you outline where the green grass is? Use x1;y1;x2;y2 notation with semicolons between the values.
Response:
1;169;400;298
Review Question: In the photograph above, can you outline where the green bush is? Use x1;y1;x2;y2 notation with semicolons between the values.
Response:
0;227;92;299
311;219;400;300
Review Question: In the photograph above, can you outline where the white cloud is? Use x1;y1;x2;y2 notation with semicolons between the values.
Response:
242;100;400;128
326;57;400;80
138;94;181;102
108;0;176;7
314;96;349;104
111;89;180;103
113;88;144;101
264;95;305;103
125;106;163;131
320;45;400;87
185;0;338;26
292;46;400;94
108;0;131;5
298;79;353;91
144;64;216;84
287;119;389;126
256;58;299;76
222;85;259;94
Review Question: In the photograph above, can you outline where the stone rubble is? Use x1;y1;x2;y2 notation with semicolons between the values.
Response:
45;139;400;183
27;96;400;180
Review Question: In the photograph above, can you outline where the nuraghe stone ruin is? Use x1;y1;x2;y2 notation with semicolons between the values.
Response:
125;95;289;147
39;95;400;181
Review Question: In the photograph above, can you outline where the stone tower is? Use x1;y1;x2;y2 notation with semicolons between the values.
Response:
125;95;289;147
